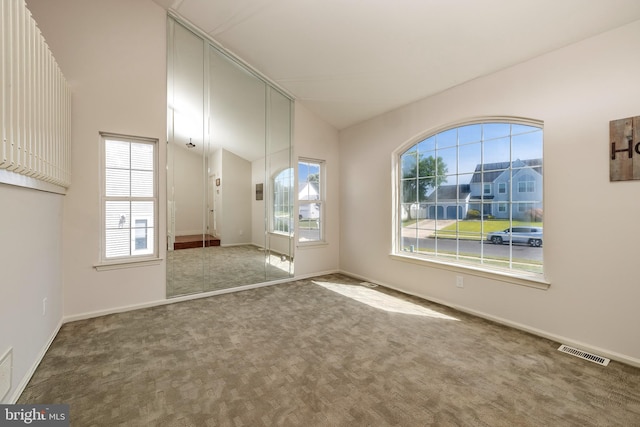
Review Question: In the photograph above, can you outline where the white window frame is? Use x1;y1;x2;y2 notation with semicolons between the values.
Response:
272;168;294;236
96;133;159;269
297;158;325;245
392;118;547;289
518;180;535;193
498;182;507;194
483;183;492;195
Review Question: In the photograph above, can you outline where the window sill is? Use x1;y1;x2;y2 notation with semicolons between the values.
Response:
296;241;328;248
389;253;550;290
94;257;163;271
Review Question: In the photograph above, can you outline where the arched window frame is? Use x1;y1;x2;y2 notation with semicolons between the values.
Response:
272;167;294;235
392;117;549;288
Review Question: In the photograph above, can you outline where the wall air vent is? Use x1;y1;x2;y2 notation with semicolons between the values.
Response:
558;344;610;366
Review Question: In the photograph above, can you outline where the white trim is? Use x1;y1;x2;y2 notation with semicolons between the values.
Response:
94;257;163;271
338;269;640;368
389;253;549;290
294;269;340;280
63;277;300;323
9;320;63;404
99;133;159;262
296;241;329;249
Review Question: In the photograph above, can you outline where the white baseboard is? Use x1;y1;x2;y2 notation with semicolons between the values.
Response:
339;269;640;368
63;276;300;324
9;320;63;404
293;269;340;280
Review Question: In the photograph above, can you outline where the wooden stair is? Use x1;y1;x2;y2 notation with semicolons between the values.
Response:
174;234;221;250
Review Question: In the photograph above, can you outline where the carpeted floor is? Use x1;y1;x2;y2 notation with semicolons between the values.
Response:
167;245;293;297
18;274;640;426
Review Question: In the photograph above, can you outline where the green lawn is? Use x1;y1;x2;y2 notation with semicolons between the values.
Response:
299;219;319;229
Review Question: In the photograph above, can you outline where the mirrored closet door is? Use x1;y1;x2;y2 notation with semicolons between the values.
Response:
166;16;293;297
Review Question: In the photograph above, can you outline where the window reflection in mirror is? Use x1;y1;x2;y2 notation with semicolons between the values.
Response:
166;18;293;297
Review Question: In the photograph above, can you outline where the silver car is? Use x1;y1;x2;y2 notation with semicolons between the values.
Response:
487;226;543;247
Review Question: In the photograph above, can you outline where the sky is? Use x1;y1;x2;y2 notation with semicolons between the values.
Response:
404;123;543;185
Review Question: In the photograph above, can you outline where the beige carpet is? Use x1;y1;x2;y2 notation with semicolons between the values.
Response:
167;245;293;297
19;274;640;426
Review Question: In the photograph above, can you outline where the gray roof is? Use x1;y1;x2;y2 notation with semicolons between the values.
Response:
470;159;542;184
425;184;470;202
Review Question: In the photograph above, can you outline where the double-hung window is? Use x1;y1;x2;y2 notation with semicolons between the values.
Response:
101;133;158;262
397;119;544;279
298;159;324;243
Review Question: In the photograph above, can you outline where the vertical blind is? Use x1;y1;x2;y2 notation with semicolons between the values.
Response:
1;0;71;189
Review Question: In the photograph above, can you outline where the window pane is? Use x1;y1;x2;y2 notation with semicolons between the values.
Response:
131;143;154;170
132;201;154;222
458;124;482;144
298;160;323;242
106;229;130;258
483;123;510;140
397;121;543;277
417;136;435;153
483;137;511;165
436;128;457;149
105;140;130;169
105;169;130;197
458;143;481;174
105;201;130;229
438;146;457;176
401;151;417;178
511;124;538;136
131;170;154;197
512;130;543;160
103;136;156;261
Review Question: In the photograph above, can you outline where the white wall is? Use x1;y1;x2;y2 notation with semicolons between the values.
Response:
251;158;266;248
220;149;252;245
294;103;341;276
172;146;205;236
26;0;168;318
339;20;640;365
0;184;63;403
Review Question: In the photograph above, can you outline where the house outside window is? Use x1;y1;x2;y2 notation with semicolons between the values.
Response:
101;133;157;261
397;119;543;277
273;168;294;235
298;159;324;243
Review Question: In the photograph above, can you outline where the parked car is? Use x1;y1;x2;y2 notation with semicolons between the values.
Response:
486;227;543;247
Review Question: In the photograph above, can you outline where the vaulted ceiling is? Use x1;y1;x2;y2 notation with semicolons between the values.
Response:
152;0;640;130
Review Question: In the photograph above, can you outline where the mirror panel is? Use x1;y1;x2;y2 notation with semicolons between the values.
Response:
266;87;293;281
167;18;293;297
167;21;206;296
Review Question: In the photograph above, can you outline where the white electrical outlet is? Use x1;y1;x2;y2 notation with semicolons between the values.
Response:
0;348;12;402
43;298;47;316
456;276;464;288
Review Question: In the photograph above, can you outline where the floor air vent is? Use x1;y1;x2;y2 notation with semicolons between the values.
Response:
360;282;378;288
558;344;610;366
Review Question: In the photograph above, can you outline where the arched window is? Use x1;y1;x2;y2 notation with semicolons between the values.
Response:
396;119;544;277
272;168;294;234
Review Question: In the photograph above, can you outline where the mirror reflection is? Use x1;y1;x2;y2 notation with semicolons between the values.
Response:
167;18;293;297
